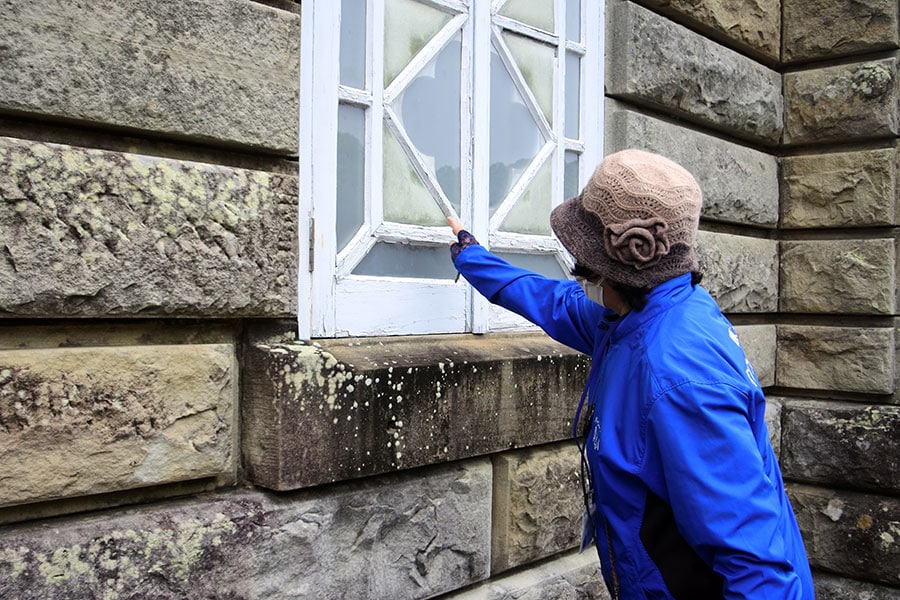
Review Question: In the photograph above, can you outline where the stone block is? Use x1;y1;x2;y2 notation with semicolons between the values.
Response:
637;0;780;61
0;137;297;317
783;0;900;63
607;0;782;145
788;484;900;586
814;572;900;600
781;148;899;228
0;0;300;153
782;400;900;493
696;231;778;313
734;324;776;387
606;101;779;227
777;325;895;395
764;395;783;457
0;342;236;508
0;460;492;599
491;443;583;573
781;239;896;314
242;333;590;491
784;58;899;145
446;550;608;600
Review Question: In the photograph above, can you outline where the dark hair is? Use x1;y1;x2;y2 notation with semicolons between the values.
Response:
611;271;703;312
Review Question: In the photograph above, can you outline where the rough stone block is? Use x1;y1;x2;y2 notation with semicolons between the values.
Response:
782;400;900;493
242;333;590;491
606;102;779;227
0;460;492;600
814;572;900;600
607;0;782;144
0;0;300;153
764;395;783;457
781;148;899;228
696;231;778;313
781;239;896;314
0;137;297;317
491;442;583;573
784;58;899;145
0;342;236;508
783;0;900;63
788;484;900;586
446;550;608;600
637;0;780;61
734;324;776;387
777;325;895;395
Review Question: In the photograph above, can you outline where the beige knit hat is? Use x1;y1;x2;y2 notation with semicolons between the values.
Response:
550;149;702;288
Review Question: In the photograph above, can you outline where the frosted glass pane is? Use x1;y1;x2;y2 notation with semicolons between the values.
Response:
502;32;554;126
337;104;366;252
495;252;567;279
565;52;580;139
500;157;552;235
566;0;581;42
499;0;555;33
353;243;457;279
384;0;452;86
383;123;446;226
564;150;580;200
396;33;461;213
340;0;367;88
489;45;544;214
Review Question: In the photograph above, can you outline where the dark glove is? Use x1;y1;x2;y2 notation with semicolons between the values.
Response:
450;229;480;263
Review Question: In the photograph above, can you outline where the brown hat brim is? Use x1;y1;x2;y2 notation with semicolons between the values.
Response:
550;194;606;273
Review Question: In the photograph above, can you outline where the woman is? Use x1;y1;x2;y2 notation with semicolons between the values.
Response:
448;149;814;599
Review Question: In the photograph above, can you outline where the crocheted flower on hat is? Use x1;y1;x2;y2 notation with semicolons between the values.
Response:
604;217;671;270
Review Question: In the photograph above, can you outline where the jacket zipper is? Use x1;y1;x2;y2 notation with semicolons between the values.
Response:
602;516;621;600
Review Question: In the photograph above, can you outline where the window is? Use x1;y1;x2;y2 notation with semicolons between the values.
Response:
299;0;603;338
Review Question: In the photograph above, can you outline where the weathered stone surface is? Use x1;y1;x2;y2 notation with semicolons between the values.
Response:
606;102;779;227
814;572;900;600
783;0;900;63
777;326;895;395
0;137;297;317
637;0;780;61
788;484;900;586
784;58;899;145
242;333;590;491
781;239;896;314
782;400;900;493
765;395;783;456
0;343;236;508
0;460;492;600
0;0;300;153
781;148;899;228
696;231;778;313
735;324;776;387
491;443;582;573
607;0;782;144
447;550;608;600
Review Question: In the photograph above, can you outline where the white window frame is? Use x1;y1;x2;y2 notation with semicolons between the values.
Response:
298;0;603;339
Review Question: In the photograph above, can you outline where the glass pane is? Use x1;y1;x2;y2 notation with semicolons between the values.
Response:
566;0;581;42
500;156;552;235
490;44;544;214
494;252;567;279
499;0;555;33
564;150;580;200
396;33;462;214
502;32;555;126
353;243;457;279
383;122;446;226
565;52;580;139
340;0;367;88
337;104;366;252
384;0;453;87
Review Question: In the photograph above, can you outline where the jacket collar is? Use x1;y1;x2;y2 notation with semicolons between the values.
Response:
611;272;695;339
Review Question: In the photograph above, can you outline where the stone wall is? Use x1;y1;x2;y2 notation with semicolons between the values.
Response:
0;0;897;599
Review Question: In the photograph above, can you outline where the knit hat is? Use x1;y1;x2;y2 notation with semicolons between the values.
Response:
550;149;702;289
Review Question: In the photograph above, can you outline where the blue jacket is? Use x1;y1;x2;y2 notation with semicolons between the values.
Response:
455;245;814;600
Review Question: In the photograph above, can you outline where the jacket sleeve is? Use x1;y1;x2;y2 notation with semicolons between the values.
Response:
453;244;608;355
647;382;805;599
